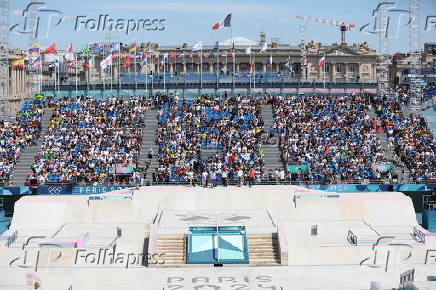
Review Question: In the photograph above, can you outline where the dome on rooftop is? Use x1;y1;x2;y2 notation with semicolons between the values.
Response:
219;37;258;47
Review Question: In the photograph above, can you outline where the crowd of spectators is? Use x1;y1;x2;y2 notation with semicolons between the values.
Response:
391;83;436;105
28;96;151;185
154;94;265;185
0;100;44;184
2;91;435;187
374;97;435;181
271;95;387;182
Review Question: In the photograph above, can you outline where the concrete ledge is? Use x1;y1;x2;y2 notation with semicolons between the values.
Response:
148;223;158;256
277;222;288;265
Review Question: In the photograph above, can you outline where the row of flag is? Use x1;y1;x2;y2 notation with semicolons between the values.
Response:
12;51;324;71
13;32;327;70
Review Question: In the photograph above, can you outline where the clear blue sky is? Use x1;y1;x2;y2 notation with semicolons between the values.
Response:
9;0;436;53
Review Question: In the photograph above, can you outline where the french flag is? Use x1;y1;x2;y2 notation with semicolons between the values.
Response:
212;14;232;30
317;55;325;67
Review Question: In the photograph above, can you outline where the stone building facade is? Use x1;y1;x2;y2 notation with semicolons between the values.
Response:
71;36;378;83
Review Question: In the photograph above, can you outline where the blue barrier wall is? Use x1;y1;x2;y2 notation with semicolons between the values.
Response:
0;187;31;195
423;209;436;232
71;186;132;195
303;184;433;192
0;184;432;196
37;186;72;195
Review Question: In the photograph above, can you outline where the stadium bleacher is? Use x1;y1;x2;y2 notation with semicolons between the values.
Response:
154;94;265;184
0;90;434;187
374;98;435;181
27;96;151;185
270;94;388;182
0;99;45;185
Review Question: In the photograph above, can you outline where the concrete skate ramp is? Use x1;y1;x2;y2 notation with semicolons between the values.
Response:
3;186;435;290
8;187;419;234
290;190;418;227
8;196;89;234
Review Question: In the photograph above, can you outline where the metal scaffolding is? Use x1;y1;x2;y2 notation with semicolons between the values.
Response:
409;0;422;110
300;26;307;80
27;0;41;97
0;0;9;118
377;1;391;98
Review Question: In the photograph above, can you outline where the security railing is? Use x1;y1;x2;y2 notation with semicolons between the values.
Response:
6;230;18;247
13;177;435;188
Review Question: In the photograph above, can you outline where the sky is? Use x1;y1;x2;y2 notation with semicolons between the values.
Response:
8;0;436;53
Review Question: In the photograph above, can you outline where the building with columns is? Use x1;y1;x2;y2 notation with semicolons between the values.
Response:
1;30;380;116
53;30;378;85
1;49;29;116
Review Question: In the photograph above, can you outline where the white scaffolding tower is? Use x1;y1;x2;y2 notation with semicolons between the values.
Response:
27;0;41;97
377;1;391;98
0;0;9;118
300;26;307;80
409;0;422;110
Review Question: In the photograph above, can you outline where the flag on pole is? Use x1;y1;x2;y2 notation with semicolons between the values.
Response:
248;61;254;73
142;57;148;66
317;55;325;67
67;58;77;68
210;41;219;54
42;43;56;54
260;42;268;53
284;57;292;71
81;44;89;54
49;58;60;68
267;54;273;67
66;43;73;53
86;56;95;68
92;43;104;53
30;56;42;68
11;58;25;68
160;53;168;68
169;53;177;59
245;47;251;55
178;53;185;59
129;44;137;53
192;41;203;52
123;55;131;68
29;43;40;54
212;13;232;29
110;42;120;52
223;13;232;27
100;54;113;69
